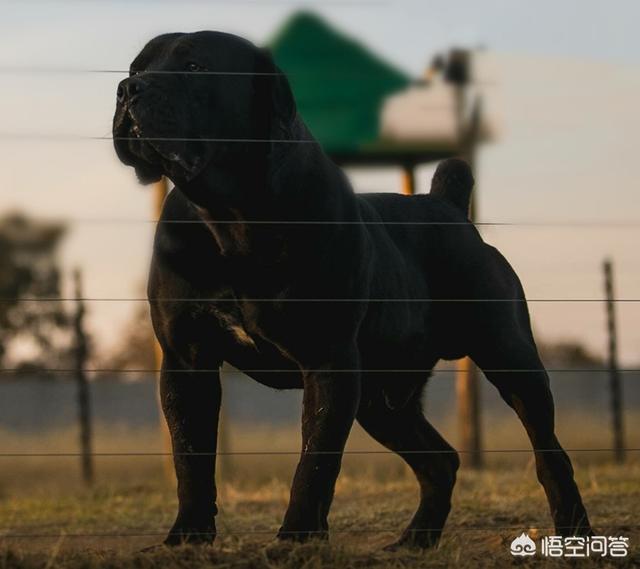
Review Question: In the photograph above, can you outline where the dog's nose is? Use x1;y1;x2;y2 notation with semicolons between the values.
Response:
117;76;147;104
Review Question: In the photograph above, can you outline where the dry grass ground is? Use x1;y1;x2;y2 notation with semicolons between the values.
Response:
1;424;639;568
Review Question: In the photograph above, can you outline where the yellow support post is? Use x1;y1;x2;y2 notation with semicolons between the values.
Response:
456;357;482;468
455;74;484;469
401;165;416;196
455;165;483;469
151;177;174;482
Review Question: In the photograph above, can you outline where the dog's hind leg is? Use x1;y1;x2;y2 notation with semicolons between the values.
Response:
357;379;459;549
469;317;593;536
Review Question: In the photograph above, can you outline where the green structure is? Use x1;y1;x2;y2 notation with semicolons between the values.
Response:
270;11;469;174
271;11;409;157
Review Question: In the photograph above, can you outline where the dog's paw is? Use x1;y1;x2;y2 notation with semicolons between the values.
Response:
276;527;329;544
163;528;216;546
383;529;440;551
265;538;296;562
558;524;595;538
139;543;170;554
265;535;332;564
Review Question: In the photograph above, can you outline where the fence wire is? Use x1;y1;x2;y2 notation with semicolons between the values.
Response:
2;524;639;539
2;367;638;374
1;448;639;458
1;4;637;551
1;298;639;303
4;218;640;227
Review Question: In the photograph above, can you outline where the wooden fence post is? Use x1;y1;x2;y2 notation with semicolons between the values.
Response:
73;268;94;485
217;371;234;490
401;165;416;196
151;178;233;488
456;358;482;468
151;177;176;482
453;50;484;469
603;258;625;463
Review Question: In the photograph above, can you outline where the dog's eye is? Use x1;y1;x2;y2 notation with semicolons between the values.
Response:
186;62;205;72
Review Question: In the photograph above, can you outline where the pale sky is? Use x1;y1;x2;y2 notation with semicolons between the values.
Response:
0;0;639;363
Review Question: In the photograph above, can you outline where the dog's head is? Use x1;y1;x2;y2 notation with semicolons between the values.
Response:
112;31;296;186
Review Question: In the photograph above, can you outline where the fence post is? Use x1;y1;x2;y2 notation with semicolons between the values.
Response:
217;370;233;490
151;178;233;488
456;358;482;468
73;268;93;485
151;177;176;482
603;258;625;463
454;169;482;468
401;165;416;196
453;49;483;469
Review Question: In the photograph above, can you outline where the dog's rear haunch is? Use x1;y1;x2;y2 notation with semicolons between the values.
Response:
112;31;592;549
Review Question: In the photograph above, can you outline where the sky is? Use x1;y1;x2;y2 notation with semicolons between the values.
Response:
0;0;639;363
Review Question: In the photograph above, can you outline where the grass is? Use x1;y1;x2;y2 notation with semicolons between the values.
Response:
1;425;639;567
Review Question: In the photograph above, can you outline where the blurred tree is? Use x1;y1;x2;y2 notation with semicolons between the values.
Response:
538;340;603;367
0;212;71;371
98;301;156;374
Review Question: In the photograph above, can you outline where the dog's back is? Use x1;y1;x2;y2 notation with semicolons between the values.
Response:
357;190;478;270
358;157;473;227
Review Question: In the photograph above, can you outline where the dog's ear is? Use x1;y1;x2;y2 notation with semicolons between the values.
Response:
253;48;297;139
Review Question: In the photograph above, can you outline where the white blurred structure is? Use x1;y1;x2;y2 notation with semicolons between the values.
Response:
380;49;501;146
381;80;460;144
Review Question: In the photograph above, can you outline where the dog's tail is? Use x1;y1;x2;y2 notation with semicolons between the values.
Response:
429;158;474;216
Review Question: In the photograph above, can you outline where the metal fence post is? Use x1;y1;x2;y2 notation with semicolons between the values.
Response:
603;258;625;463
73;268;94;485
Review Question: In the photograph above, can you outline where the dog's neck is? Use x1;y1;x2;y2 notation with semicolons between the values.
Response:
177;116;359;262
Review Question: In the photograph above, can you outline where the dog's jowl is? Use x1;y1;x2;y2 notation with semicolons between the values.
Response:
113;31;592;548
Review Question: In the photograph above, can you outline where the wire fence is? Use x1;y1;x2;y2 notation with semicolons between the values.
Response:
1;14;637;549
3;218;640;227
1;134;324;143
2;367;638;373
3;525;639;540
0;67;492;80
2;297;640;302
1;448;639;458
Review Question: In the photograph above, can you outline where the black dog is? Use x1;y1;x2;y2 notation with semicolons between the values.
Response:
113;31;592;548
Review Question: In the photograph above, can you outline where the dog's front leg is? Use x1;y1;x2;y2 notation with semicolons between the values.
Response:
160;350;222;545
278;349;361;541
